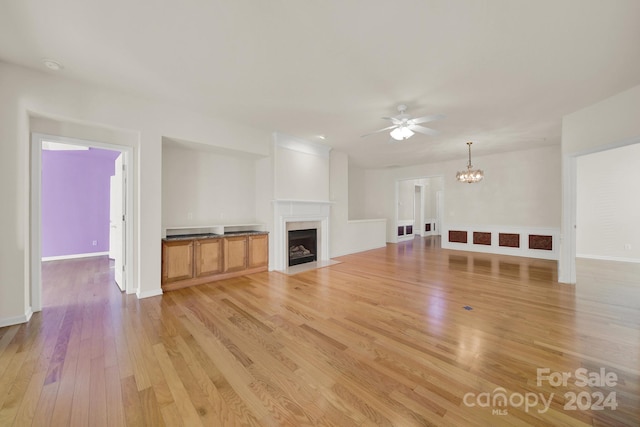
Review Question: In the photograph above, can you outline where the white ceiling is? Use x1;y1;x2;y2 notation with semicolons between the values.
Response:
2;0;639;168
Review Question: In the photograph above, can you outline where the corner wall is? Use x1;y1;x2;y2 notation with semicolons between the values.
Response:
560;83;640;281
0;61;270;326
330;151;386;257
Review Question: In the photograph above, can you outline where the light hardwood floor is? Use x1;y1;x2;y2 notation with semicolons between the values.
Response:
1;237;638;426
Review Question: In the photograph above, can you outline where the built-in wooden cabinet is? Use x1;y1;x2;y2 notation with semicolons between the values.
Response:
162;240;194;283
194;238;223;277
248;234;269;268
161;232;268;291
223;235;248;273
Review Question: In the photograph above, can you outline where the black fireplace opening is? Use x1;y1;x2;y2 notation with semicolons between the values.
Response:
288;228;317;266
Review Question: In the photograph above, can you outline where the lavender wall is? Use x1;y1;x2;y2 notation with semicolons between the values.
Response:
41;147;121;258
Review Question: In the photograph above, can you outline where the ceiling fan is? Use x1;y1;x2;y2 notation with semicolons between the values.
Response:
362;104;445;141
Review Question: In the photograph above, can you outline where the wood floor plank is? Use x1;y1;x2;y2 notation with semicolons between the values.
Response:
48;321;81;427
168;311;262;426
69;339;91;426
0;325;20;369
0;244;638;426
152;342;204;427
0;354;38;425
121;375;144;427
104;365;126;427
0;344;28;411
9;369;47;426
138;386;166;427
89;356;108;427
159;401;184;427
30;380;59;427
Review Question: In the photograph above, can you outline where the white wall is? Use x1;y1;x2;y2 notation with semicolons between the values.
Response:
255;155;275;268
0;61;269;326
31;116;139;146
348;163;367;219
162;144;259;227
428;177;444;220
273;133;330;201
562;85;640;154
330;151;386;257
560;83;640;282
576;143;640;261
396;177;439;223
359;145;562;244
398;179;416;221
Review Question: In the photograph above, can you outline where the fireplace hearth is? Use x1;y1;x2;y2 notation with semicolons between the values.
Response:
288;229;317;266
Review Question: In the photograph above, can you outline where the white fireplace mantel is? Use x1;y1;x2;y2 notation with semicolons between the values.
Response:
272;200;333;271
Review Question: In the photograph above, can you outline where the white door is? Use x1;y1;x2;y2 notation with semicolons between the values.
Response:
110;153;125;291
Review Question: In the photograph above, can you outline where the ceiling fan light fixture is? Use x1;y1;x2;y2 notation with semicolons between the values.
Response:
42;58;63;71
456;142;484;183
390;126;414;141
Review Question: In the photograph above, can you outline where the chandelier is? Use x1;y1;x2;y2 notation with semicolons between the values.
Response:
456;142;484;183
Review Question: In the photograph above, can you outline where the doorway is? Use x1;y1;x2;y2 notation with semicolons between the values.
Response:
395;176;443;243
576;143;640;263
560;137;640;284
413;185;424;237
31;133;134;312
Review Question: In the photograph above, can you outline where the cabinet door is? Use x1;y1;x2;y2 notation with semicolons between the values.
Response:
248;234;268;268
195;238;223;277
224;236;247;273
162;240;194;282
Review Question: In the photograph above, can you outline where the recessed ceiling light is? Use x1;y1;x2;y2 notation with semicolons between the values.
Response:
317;135;326;140
42;59;63;71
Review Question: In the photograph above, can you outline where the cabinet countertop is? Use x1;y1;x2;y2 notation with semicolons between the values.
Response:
163;231;268;241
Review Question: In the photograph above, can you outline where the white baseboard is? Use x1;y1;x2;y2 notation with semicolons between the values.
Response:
0;308;33;328
137;288;163;299
577;254;640;264
42;251;109;262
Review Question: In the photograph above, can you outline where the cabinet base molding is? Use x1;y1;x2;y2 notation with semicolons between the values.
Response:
161;265;268;292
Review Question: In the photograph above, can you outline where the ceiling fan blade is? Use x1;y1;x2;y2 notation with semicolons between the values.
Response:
381;116;402;125
409;124;440;136
360;124;398;138
409;114;446;125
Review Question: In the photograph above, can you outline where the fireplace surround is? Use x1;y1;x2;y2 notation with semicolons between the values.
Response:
272;200;331;271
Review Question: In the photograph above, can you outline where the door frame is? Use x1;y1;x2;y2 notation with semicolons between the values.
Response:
30;133;135;311
413;184;425;237
394;175;444;243
559;136;640;284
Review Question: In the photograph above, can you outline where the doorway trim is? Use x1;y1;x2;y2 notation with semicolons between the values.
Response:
30;133;135;312
559;135;640;284
394;175;444;243
414;184;425;237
